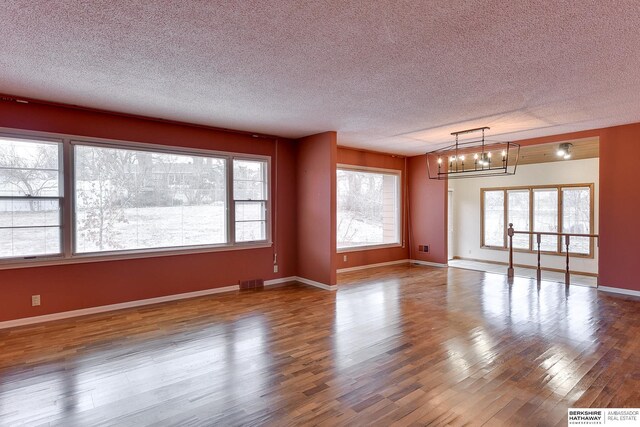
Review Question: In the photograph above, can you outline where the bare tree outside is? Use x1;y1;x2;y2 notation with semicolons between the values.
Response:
0;138;62;258
337;169;399;248
74;145;227;253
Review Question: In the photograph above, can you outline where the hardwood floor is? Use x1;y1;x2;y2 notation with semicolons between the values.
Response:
1;264;639;426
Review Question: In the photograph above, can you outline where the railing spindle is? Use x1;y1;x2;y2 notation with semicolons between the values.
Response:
536;233;542;282
565;235;571;286
507;223;514;278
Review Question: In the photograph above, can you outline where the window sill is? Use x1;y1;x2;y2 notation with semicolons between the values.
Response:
337;243;403;253
0;242;273;271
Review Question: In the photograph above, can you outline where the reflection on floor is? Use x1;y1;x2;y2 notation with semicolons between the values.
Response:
2;264;638;425
448;259;598;288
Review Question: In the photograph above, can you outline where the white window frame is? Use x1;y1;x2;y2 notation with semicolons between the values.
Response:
336;164;402;252
0;128;272;270
0;134;65;261
231;156;271;245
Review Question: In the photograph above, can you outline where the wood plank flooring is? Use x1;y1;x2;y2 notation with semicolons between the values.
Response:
0;264;639;426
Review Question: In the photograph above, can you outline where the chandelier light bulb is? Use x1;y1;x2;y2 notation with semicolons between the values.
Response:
425;126;519;179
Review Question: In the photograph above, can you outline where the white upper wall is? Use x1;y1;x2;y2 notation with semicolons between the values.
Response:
449;158;599;274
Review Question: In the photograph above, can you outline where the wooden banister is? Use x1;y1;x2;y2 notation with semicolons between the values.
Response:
506;223;599;286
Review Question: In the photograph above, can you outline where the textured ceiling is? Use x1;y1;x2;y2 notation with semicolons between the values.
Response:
1;1;640;155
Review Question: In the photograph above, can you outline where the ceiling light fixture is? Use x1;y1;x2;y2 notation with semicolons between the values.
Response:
557;142;573;160
426;127;520;179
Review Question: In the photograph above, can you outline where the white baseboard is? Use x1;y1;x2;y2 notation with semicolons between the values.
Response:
264;276;297;286
337;259;409;273
265;276;334;290
598;286;640;298
0;285;239;330
410;259;449;268
296;276;338;291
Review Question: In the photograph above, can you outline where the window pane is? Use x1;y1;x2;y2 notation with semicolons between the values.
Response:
0;137;61;197
483;190;504;247
562;187;591;254
235;201;266;222
235;201;266;242
0;199;60;228
74;145;227;253
533;189;558;251
235;221;266;242
232;159;268;243
507;190;530;249
337;169;400;248
0;137;63;259
0;227;60;259
233;159;266;200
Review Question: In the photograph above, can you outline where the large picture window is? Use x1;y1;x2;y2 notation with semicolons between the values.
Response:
0;132;270;265
74;144;228;254
481;184;594;256
0;137;63;259
337;167;401;250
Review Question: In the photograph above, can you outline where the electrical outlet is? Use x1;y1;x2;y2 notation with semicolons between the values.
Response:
424;245;429;253
32;295;41;307
343;255;347;262
273;264;279;273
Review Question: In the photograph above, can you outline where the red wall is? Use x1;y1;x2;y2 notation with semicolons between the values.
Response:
482;124;640;292
593;124;640;291
335;147;410;269
296;132;337;286
2;96;639;324
0;101;298;322
407;155;448;264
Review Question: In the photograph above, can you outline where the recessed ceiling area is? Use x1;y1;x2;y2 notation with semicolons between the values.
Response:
518;138;599;166
1;1;639;155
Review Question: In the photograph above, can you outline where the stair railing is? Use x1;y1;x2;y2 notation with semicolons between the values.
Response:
507;223;599;285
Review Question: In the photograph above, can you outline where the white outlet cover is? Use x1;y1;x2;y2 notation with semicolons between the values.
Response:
32;295;41;306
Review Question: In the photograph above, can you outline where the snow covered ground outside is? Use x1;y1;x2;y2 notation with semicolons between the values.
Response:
337;211;386;248
0;203;250;258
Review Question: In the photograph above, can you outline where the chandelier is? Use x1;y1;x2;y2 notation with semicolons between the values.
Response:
426;127;520;179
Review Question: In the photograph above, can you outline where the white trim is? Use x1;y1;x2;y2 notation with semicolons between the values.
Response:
296;276;338;291
410;259;449;268
337;243;403;253
0;242;273;271
0;285;239;330
264;276;297;286
336;164;401;174
337;259;409;273
598;286;640;298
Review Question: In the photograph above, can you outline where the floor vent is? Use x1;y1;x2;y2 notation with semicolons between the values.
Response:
239;279;264;290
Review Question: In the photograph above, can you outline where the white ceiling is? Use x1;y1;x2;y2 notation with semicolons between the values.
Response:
1;1;639;155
